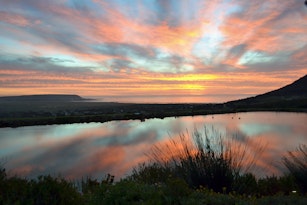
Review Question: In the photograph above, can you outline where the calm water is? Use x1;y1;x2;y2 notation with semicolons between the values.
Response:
87;94;251;103
0;112;306;180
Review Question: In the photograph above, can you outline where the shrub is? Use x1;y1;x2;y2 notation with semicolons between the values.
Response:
130;163;173;184
256;175;299;196
134;127;265;193
232;173;258;195
30;175;82;205
97;179;164;204
81;174;115;204
0;175;31;204
81;177;101;195
283;144;307;194
0;169;83;205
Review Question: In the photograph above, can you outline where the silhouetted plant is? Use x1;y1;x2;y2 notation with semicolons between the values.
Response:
102;173;115;184
81;177;100;195
134;127;265;193
30;175;82;205
232;173;257;195
258;175;285;196
0;170;83;205
283;144;307;194
0;167;6;181
130;162;173;184
257;175;299;196
0;175;30;204
175;134;235;192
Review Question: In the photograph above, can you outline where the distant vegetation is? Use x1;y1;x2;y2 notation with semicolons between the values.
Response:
1;129;306;204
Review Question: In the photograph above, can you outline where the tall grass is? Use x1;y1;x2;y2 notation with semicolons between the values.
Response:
283;144;307;193
132;127;266;193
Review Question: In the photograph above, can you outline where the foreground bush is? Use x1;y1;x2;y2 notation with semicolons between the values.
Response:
1;165;307;204
0;168;82;205
283;144;307;194
257;175;299;196
132;127;265;193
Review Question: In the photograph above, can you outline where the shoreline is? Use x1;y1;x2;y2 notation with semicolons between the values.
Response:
1;101;306;128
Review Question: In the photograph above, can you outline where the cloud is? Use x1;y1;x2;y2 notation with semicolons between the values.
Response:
291;45;307;67
0;0;306;100
0;11;31;27
94;43;156;59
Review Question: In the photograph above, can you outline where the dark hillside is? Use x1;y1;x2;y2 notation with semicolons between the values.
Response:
0;94;87;102
258;75;307;98
225;75;307;110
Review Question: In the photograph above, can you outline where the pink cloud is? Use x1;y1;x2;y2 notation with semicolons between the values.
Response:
222;1;306;52
0;0;306;101
0;11;30;27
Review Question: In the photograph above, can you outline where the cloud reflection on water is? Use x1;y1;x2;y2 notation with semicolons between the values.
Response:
0;112;306;180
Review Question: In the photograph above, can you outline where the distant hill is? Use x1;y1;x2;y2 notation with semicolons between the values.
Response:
225;75;307;110
255;75;307;98
0;94;88;102
0;77;306;127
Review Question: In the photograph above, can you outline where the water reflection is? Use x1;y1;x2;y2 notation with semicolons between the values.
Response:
0;112;306;180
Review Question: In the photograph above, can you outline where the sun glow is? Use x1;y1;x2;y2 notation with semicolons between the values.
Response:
144;74;218;82
0;1;305;102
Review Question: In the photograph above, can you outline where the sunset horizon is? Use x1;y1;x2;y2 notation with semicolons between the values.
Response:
1;1;307;200
1;0;306;103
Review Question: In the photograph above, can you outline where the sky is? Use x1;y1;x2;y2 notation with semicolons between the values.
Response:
0;0;306;103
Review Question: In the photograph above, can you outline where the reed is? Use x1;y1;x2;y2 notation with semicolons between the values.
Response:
133;126;266;193
283;144;307;194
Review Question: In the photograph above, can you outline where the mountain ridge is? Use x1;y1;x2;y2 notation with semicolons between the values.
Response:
225;74;307;109
0;94;88;102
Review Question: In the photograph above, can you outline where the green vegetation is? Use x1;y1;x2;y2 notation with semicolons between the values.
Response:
0;169;83;204
1;131;307;204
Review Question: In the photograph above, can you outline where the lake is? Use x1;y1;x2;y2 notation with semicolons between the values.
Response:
0;112;306;180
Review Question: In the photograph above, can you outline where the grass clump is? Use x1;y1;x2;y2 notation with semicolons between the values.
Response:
283;144;307;194
132;127;265;194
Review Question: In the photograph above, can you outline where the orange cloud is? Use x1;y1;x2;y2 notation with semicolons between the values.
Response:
0;0;306;101
1;65;304;101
